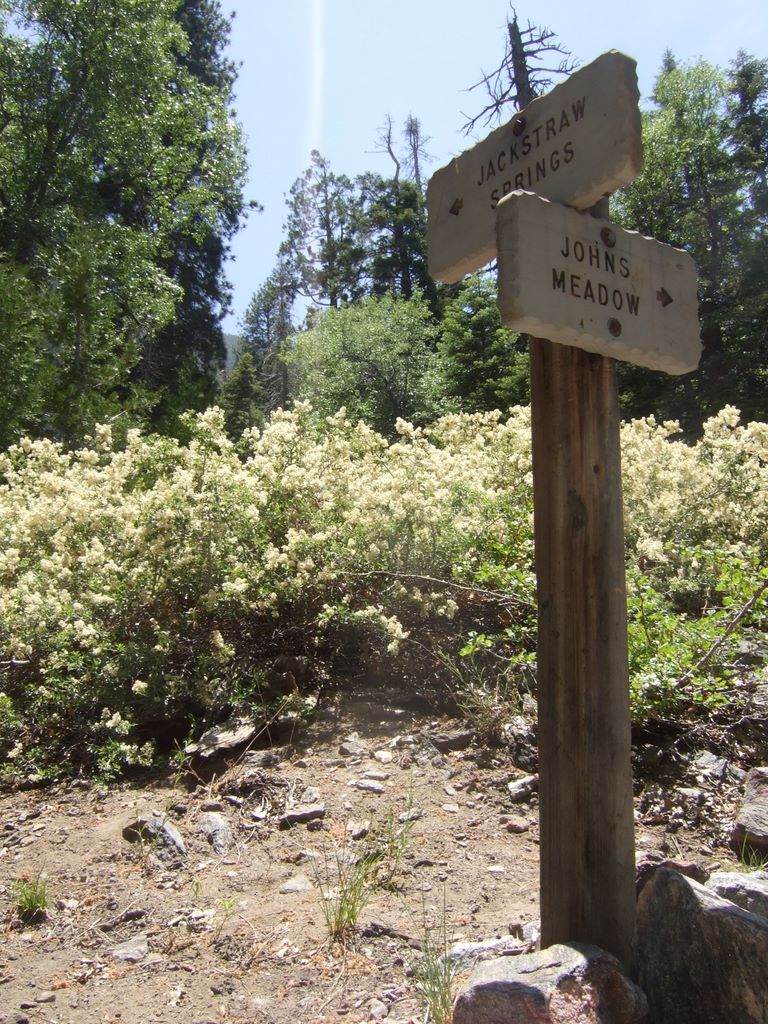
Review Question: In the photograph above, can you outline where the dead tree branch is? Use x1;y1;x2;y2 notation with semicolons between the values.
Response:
462;8;577;133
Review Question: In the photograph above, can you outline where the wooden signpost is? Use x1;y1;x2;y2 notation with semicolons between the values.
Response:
427;51;642;283
427;52;701;972
496;190;701;374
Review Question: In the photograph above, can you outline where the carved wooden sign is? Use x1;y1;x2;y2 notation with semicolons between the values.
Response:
427;51;643;283
496;191;702;374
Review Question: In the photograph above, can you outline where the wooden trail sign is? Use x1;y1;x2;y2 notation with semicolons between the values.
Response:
427;50;642;283
496;190;702;374
426;43;702;974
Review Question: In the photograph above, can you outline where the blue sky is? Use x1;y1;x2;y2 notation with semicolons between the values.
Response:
222;0;768;333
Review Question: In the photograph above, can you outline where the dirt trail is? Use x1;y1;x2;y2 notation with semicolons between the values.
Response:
0;691;743;1024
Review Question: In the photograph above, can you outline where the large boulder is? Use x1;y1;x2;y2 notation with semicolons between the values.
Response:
731;767;768;855
706;870;768;920
636;867;768;1023
452;942;647;1024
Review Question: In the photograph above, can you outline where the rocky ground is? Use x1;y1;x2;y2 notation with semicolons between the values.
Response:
0;683;761;1024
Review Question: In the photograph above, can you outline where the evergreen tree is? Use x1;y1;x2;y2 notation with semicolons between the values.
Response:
360;174;435;305
614;56;768;428
220;351;261;439
240;258;296;414
438;271;528;411
280;152;367;309
137;0;248;431
0;0;246;442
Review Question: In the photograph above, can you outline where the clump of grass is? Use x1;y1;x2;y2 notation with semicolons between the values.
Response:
315;846;377;945
315;802;416;945
13;874;49;924
411;906;461;1024
437;647;529;747
735;835;768;871
363;800;416;890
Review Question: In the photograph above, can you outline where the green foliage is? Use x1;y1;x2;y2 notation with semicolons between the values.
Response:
315;807;414;945
443;651;530;745
735;835;768;870
239;259;296;415
0;0;246;442
411;915;460;1024
627;555;768;720
613;56;768;431
438;270;529;412
0;262;50;447
144;0;248;430
315;844;377;946
12;875;49;924
359;172;436;306
0;404;765;779
287;293;444;434
220;353;262;440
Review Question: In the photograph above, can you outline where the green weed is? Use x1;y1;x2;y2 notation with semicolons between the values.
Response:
735;835;768;871
314;846;377;946
411;899;462;1024
13;874;49;924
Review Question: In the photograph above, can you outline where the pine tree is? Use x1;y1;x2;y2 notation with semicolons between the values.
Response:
141;0;248;431
614;56;768;427
240;259;296;414
220;352;261;439
438;271;528;411
280;152;366;309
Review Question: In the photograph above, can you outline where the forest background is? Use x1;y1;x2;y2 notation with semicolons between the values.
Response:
0;0;766;781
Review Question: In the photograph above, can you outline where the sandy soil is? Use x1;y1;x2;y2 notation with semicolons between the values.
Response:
0;688;745;1024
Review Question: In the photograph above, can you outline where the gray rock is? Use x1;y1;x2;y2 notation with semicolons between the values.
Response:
706;870;768;919
347;819;370;839
733;768;768;854
278;804;325;829
636;854;709;894
185;717;259;758
502;715;538;770
692;751;728;781
507;774;539;803
453;942;647;1024
111;933;149;963
279;873;314;894
368;998;389;1019
522;920;541;947
339;733;367;756
199;811;232;855
398;735;443;767
200;799;224;811
349;779;385;794
637;867;768;1023
243;746;288;768
429;728;474;752
301;786;322;804
737;639;767;666
122;814;186;864
447;935;528;962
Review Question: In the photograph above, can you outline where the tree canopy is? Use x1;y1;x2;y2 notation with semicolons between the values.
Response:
0;0;247;444
613;55;768;430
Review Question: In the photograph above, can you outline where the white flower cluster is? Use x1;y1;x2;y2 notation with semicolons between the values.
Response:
0;402;765;766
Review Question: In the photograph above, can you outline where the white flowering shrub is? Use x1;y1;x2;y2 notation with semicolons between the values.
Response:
0;402;765;779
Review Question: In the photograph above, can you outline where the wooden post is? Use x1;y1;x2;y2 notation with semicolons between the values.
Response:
531;198;636;970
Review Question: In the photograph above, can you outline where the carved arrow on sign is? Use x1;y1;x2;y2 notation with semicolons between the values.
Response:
656;287;674;307
449;198;464;216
